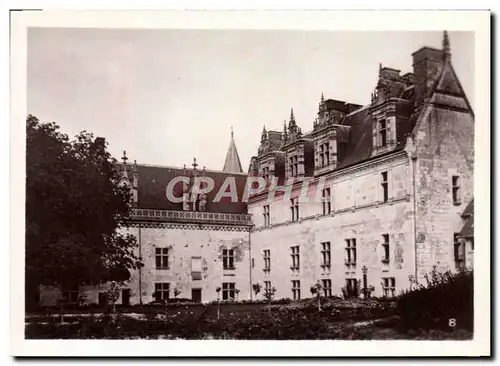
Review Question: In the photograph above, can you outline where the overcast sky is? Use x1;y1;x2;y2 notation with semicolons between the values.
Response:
27;29;474;171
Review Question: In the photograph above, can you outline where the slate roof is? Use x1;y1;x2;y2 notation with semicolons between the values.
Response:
334;100;416;170
223;137;243;173
459;199;474;238
121;163;248;214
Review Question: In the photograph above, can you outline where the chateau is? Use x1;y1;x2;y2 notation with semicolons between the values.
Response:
40;31;474;306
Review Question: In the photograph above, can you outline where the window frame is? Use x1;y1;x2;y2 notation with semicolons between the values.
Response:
382;277;396;297
263;249;271;271
62;284;79;304
263;204;271;227
378;119;388;147
155;282;170;302
381;171;389;203
322;187;332;215
155;247;170;269
452;175;461;205
292;280;301;301
291;246;300;270
222;282;236;301
264;281;272;295
320;241;331;268
290;198;300;222
345;238;357;265
322;279;332;297
289;155;299;177
381;234;390;263
222;249;235;270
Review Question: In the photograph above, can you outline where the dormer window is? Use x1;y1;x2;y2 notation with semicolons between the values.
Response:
318;142;330;167
262;166;270;181
290;156;299;177
378;119;388;147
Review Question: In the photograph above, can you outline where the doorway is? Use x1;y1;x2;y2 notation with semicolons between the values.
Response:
192;288;202;303
122;289;131;306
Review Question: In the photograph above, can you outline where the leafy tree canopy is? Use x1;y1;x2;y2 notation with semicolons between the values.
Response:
26;115;142;289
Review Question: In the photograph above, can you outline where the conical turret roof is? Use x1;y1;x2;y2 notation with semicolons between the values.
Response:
223;127;243;173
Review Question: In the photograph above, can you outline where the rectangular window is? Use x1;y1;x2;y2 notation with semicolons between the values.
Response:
322;279;332;297
263;204;270;227
318;142;330;168
452;176;461;205
379;119;388;147
292;280;301;301
264;281;272;295
291;246;300;270
382;277;396;297
454;233;465;270
252;258;255;268
222;249;235;270
381;234;390;263
263;249;271;271
290;198;300;221
322;187;331;215
222;282;235;301
290;156;299;177
346;278;358;295
154;282;170;302
262;166;270;182
381;171;389;203
345;239;357;265
155;247;169;269
191;257;202;280
62;284;79;303
320;241;331;268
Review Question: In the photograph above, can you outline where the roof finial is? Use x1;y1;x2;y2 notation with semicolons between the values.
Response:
192;157;198;170
443;30;451;61
379;63;383;75
321;93;324;102
121;150;128;164
261;125;268;142
290;108;295;121
230;126;234;139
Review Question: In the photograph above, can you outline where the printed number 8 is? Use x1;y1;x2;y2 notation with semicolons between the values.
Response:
449;318;456;327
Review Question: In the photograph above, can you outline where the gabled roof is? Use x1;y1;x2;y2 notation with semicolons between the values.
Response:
428;59;474;116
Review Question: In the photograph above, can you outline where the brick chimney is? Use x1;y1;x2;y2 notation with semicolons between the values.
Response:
412;47;445;106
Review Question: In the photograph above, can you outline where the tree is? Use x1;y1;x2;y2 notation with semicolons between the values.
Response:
25;115;142;308
105;281;125;319
310;281;323;312
263;286;276;316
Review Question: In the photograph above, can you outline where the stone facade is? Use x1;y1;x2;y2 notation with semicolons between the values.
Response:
123;223;251;304
249;152;415;298
247;31;474;299
38;31;474;306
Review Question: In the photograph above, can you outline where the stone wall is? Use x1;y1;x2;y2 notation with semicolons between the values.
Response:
249;154;415;298
413;106;474;280
123;225;251;304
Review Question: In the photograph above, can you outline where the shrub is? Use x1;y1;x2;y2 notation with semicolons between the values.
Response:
396;267;473;331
